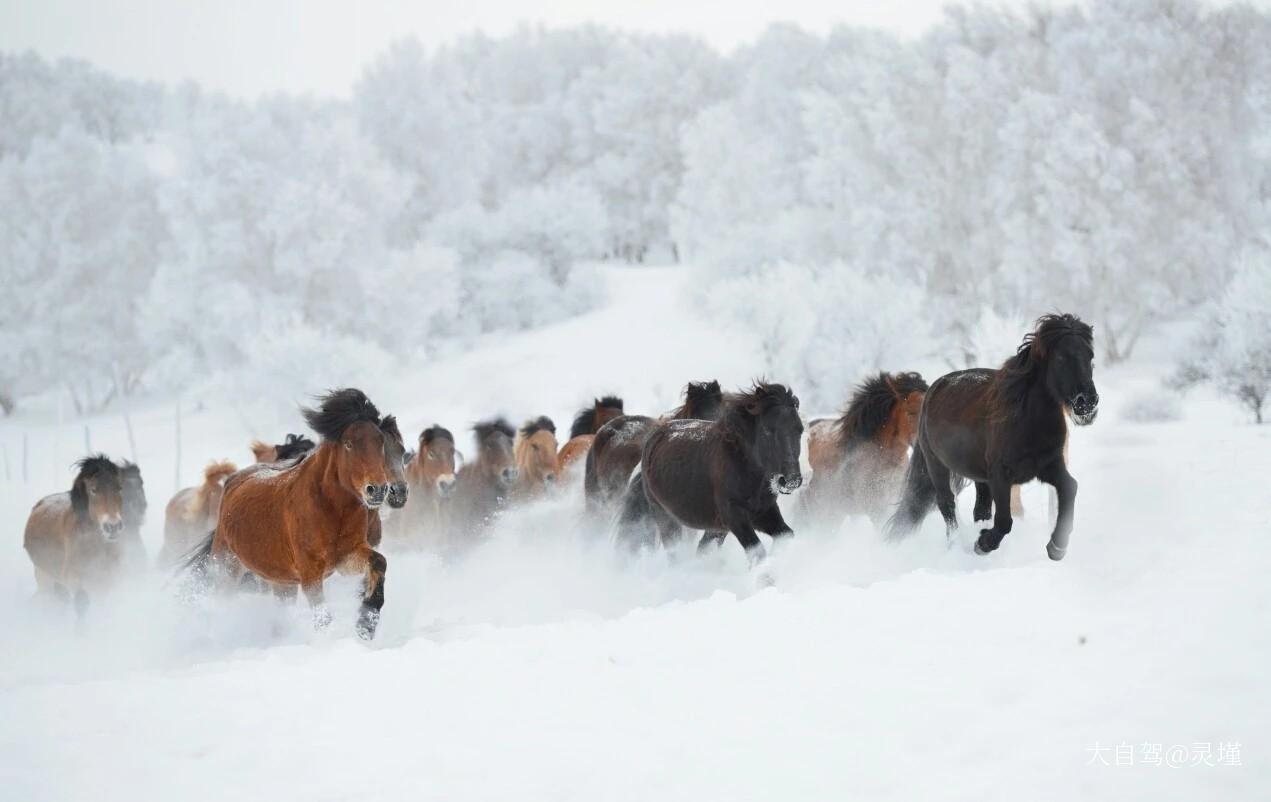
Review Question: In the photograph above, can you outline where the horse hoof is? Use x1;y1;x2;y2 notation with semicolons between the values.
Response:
974;531;997;555
1046;542;1067;561
312;606;334;630
356;609;380;640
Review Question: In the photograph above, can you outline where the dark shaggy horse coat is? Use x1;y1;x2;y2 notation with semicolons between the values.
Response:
886;314;1098;560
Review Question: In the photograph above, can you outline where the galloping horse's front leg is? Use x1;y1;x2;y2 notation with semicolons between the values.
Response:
337;546;387;640
302;582;333;630
724;508;767;566
973;482;993;523
1037;459;1077;561
697;530;727;554
974;472;1014;555
752;501;794;542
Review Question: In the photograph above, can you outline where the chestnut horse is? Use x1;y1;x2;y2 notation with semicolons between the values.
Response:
513;416;560;499
887;314;1098;560
584;380;724;512
801;372;928;529
184;388;403;639
249;433;316;464
449;419;517;540
556;396;624;478
386;425;458;548
619;382;804;566
23;455;127;618
159;460;237;565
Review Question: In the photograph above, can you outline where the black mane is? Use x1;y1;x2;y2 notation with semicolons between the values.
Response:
380;414;404;447
720;381;799;434
473;418;516;445
302;388;383;442
276;432;316;460
995;314;1094;410
836;372;928;448
570;395;623;438
70;454;122;523
520;415;557;438
421;425;454;445
117;460;147;526
671;380;723;420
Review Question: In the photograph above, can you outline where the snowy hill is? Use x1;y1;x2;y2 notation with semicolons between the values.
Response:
1;265;1267;801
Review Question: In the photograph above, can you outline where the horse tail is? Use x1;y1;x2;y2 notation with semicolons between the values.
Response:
173;530;216;575
614;471;656;551
582;439;601;510
885;446;935;540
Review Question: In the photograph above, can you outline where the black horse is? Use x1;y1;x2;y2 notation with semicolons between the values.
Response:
886;314;1098;560
584;380;724;512
620;382;803;565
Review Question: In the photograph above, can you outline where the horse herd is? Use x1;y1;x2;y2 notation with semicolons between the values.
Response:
21;313;1099;639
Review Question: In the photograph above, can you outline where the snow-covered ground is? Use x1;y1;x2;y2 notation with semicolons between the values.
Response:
1;266;1267;801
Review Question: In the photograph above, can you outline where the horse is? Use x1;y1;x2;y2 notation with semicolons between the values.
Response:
886;314;1098;560
386;425;458;548
513;416;560;499
800;372;928;529
249;433;316;464
556;396;624;478
184;388;403;639
118;461;148;571
23;455;127;618
584;380;723;512
449;419;518;540
159;460;237;565
620;382;804;566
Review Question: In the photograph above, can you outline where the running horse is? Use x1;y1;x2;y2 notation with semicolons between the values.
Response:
556;396;624;478
620;382;804;567
386;425;458;548
159;460;237;565
887;314;1098;560
119;461;148;571
513;416;560;499
801;372;928;528
584;380;724;512
449;419;518;540
185;388;404;639
23;455;127;618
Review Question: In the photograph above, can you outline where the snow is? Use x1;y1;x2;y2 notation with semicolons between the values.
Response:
1;266;1268;800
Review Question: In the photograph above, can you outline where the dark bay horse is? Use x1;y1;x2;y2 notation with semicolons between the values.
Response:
449;419;518;539
584;380;724;512
621;382;803;565
556;396;624;478
160;460;237;565
801;372;928;528
250;433;316;464
387;425;457;548
119;461;148;570
186;389;403;639
513;416;560;500
24;455;127;618
886;314;1098;560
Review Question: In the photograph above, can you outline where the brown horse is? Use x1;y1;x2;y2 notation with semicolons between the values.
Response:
184;389;403;639
801;372;928;529
386;425;458;548
23;455;127;618
449;419;517;540
513;416;560;499
118;461;148;571
159;460;237;565
887;314;1098;559
584;380;724;512
556;396;624;478
249;433;316;464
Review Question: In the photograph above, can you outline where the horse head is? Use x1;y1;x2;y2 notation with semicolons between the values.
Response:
71;455;125;541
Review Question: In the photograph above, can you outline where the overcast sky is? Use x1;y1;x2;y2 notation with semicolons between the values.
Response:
0;0;1252;99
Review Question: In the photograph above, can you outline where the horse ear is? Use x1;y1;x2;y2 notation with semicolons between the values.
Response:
70;475;90;522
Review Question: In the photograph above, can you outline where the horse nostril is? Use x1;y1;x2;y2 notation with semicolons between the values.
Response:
365;484;377;496
544;473;557;483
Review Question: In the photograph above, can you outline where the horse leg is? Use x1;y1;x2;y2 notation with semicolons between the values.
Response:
337;546;387;640
724;512;767;566
697;530;727;554
1037;459;1077;561
973;482;993;523
924;454;959;536
301;582;333;630
974;474;1014;555
271;583;297;603
753;502;794;541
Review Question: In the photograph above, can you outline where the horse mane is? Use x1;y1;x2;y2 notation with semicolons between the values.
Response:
669;380;723;420
380;414;404;447
70;454;121;524
520;415;557;439
720;381;799;437
302;388;383;442
276;433;315;460
117;460;147;526
836;372;928;449
570;395;623;438
473;418;516;445
421;425;454;445
993;313;1094;412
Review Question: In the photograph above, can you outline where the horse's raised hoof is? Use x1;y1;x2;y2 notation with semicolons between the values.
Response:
1046;542;1067;561
974;530;998;555
356;608;380;640
312;605;334;630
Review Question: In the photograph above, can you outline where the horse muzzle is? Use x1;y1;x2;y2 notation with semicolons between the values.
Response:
363;484;388;508
436;475;457;498
499;468;519;487
100;518;124;541
1070;391;1099;426
386;482;409;509
775;472;803;495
